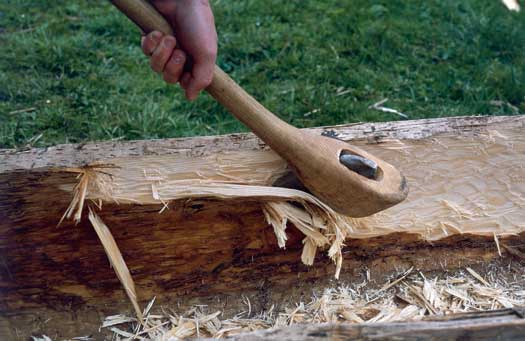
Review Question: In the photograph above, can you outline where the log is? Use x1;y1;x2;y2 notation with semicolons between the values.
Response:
1;115;524;339
231;309;525;340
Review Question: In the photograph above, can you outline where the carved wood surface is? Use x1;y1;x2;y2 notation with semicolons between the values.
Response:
1;115;524;339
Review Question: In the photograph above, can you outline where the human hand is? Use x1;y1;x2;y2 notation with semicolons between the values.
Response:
141;0;217;101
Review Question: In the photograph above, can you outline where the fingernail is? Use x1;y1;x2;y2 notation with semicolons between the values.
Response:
163;36;174;48
151;31;162;40
173;55;184;64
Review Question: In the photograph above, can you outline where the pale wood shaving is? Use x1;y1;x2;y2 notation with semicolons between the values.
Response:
88;208;143;322
494;232;502;256
59;164;116;225
31;336;52;341
466;267;491;286
101;314;137;328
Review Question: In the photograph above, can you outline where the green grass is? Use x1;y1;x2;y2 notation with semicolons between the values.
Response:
0;0;524;148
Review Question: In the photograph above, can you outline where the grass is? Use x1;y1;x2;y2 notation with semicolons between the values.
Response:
0;0;524;148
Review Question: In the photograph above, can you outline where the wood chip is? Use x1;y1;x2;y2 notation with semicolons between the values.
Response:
88;208;143;322
466;267;491;286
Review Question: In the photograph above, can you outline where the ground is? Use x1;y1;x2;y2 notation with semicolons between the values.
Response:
0;0;524;148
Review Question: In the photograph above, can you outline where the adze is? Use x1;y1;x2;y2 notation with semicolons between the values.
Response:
110;0;408;217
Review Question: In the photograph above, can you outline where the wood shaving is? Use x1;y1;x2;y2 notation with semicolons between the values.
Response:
88;208;143;322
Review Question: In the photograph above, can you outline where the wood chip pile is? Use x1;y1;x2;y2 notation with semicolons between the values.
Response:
35;265;524;340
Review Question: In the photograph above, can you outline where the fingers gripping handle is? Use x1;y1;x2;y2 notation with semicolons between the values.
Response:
109;0;296;152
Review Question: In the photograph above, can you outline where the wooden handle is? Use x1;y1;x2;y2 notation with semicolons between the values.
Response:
110;0;409;217
111;0;174;35
110;0;295;153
